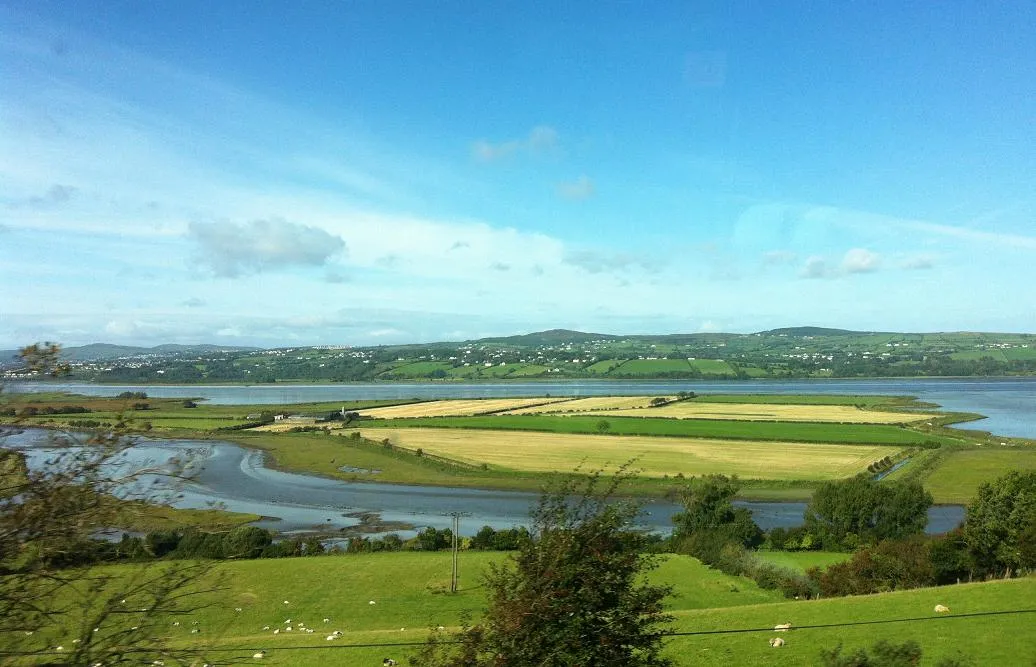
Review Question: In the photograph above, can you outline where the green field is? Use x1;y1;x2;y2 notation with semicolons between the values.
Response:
17;553;1035;666
688;359;735;374
357;414;955;446
921;448;1036;503
613;359;693;375
752;551;852;573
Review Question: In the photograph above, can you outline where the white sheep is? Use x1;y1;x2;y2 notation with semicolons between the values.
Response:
769;637;786;647
262;626;270;631
369;600;376;605
323;618;331;623
934;604;950;613
773;622;792;632
272;629;279;635
252;651;266;659
326;635;338;641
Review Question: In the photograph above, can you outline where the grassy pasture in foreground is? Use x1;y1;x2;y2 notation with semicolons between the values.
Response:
17;554;1035;666
355;428;901;480
356;414;952;446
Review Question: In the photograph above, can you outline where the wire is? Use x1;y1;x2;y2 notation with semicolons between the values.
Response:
4;608;1034;657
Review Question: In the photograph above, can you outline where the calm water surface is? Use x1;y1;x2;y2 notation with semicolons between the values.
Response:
3;428;964;537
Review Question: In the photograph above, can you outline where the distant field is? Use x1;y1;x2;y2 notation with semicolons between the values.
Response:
613;359;692;375
355;428;901;480
501;395;674;414
358;415;952;446
583;402;929;424
922;448;1036;504
688;359;735;374
691;394;918;407
357;398;569;419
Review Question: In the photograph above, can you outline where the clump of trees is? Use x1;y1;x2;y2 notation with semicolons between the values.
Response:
414;468;673;666
804;476;933;551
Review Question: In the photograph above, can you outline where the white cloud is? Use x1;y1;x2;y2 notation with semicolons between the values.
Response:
841;248;881;274
557;175;595;200
187;218;346;277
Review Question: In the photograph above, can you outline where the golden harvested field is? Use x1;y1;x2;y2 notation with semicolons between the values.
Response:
572;402;927;424
358;398;570;419
355;428;900;480
499;395;675;414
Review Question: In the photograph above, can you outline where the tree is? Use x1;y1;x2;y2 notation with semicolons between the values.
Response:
672;474;762;550
804;476;932;550
962;470;1036;577
1;343;218;665
414;468;673;666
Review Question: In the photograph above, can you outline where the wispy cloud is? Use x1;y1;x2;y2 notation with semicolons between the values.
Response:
471;125;559;162
898;253;935;270
557;175;595;200
188;218;346;277
801;256;832;279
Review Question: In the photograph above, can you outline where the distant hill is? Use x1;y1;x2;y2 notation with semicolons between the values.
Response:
475;329;620;346
0;343;259;365
756;326;866;337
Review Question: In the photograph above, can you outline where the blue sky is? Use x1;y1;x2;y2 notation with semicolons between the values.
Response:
2;2;1034;348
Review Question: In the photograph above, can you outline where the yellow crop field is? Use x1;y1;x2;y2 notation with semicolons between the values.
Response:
499;395;675;414
358;398;570;419
571;402;927;424
355;428;900;480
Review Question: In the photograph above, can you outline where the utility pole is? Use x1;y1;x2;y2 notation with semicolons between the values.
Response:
450;512;461;593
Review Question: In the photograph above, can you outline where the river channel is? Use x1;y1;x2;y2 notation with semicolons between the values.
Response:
2;428;965;538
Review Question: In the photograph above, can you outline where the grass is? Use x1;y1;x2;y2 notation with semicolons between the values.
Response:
691;394;922;408
613;359;694;375
16;553;1036;666
500;395;674;413
355;428;902;480
591;402;931;424
355;398;569;419
921;447;1036;503
752;551;851;573
688;359;736;375
356;414;955;446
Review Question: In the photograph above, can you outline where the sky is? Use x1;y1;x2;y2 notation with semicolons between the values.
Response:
2;2;1035;348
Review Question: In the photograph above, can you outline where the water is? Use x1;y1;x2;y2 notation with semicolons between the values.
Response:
9;377;1036;438
2;428;964;537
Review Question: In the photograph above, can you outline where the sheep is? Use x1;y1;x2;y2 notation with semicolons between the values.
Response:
190;628;200;634
769;637;786;647
272;629;279;635
934;604;950;613
235;607;243;612
369;600;376;605
262;626;270;631
332;630;343;637
252;651;266;659
284;626;292;632
323;618;331;623
773;622;792;632
383;659;398;666
172;621;180;626
283;600;290;605
326;635;338;641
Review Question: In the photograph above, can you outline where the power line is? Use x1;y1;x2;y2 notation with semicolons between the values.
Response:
5;607;1035;657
